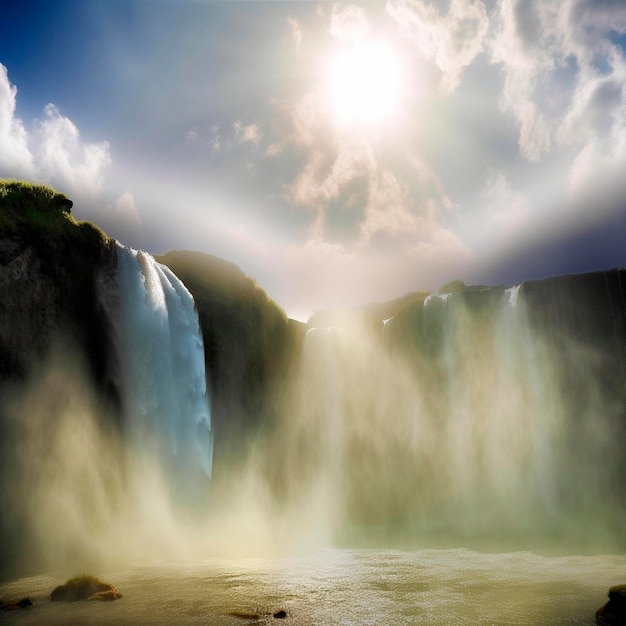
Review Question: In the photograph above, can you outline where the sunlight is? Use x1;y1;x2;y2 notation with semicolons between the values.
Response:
326;42;405;127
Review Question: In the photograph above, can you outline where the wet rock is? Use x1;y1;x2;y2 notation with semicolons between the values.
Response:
1;597;32;611
88;589;123;602
596;584;626;625
50;575;121;602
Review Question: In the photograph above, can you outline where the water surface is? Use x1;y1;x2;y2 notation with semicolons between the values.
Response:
0;549;622;624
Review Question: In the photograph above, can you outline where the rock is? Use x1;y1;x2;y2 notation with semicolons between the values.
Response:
273;609;287;618
596;585;626;625
609;586;626;604
50;575;121;602
227;610;261;620
88;589;123;602
1;597;32;611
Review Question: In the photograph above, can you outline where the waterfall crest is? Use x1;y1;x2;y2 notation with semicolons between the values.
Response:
115;244;213;482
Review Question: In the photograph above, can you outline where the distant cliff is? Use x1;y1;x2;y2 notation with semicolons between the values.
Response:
384;271;626;532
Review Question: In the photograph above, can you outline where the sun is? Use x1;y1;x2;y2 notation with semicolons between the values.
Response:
326;42;405;127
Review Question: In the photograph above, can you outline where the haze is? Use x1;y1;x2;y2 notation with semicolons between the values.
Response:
1;0;626;320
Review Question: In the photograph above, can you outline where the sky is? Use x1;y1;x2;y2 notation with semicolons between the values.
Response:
1;0;626;320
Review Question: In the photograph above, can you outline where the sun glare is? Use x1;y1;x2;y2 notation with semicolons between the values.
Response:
326;42;405;127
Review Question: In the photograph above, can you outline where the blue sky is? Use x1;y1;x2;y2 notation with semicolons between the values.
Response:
1;0;626;319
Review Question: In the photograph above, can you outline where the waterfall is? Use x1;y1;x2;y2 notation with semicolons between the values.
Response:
275;283;615;544
115;244;213;485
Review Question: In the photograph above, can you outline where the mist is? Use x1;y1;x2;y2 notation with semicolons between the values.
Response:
1;271;626;583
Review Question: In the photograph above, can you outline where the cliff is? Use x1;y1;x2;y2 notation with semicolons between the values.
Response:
384;271;626;535
0;180;119;405
0;181;302;576
156;250;304;471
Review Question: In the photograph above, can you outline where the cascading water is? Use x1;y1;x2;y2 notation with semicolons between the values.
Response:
267;281;625;551
115;244;213;498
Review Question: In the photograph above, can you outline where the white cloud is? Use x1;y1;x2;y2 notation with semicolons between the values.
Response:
478;169;528;241
114;191;141;226
491;0;561;161
386;0;489;92
408;226;472;271
329;5;370;43
491;0;626;164
35;104;111;197
0;64;34;177
234;120;262;146
360;170;417;241
286;16;303;55
0;63;111;198
98;191;142;243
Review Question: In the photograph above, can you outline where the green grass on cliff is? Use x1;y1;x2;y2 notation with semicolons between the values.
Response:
0;178;109;249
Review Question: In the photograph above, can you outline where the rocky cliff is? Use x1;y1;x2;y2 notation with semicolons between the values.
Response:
156;250;305;472
0;180;119;409
0;181;301;577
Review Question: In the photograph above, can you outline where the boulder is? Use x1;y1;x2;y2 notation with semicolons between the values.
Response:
50;575;121;602
596;584;626;625
1;597;32;611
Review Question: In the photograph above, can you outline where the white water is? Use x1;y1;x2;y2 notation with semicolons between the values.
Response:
289;292;552;535
116;244;213;484
0;549;622;625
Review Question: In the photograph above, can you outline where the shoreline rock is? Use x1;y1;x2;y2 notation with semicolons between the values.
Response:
0;598;32;611
596;584;626;625
50;575;121;603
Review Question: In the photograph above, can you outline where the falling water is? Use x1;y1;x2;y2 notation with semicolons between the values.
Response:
114;244;213;490
261;282;625;552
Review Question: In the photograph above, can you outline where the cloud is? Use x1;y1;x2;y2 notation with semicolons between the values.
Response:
386;0;489;92
329;5;370;43
477;169;528;242
0;63;111;198
114;191;141;226
285;133;372;213
490;0;559;161
491;0;626;164
97;191;142;244
233;120;262;146
0;65;34;177
284;224;472;318
34;104;111;197
360;169;417;241
286;16;303;55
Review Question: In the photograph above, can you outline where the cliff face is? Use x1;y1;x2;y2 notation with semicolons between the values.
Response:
0;182;121;579
384;270;626;534
156;250;304;472
0;182;303;577
0;181;119;407
3;179;626;570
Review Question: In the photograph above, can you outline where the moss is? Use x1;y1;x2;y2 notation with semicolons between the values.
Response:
0;178;110;250
0;178;72;215
65;574;103;586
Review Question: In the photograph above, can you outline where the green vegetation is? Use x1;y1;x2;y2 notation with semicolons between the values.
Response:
438;279;495;295
438;279;466;295
0;178;109;253
63;574;103;588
